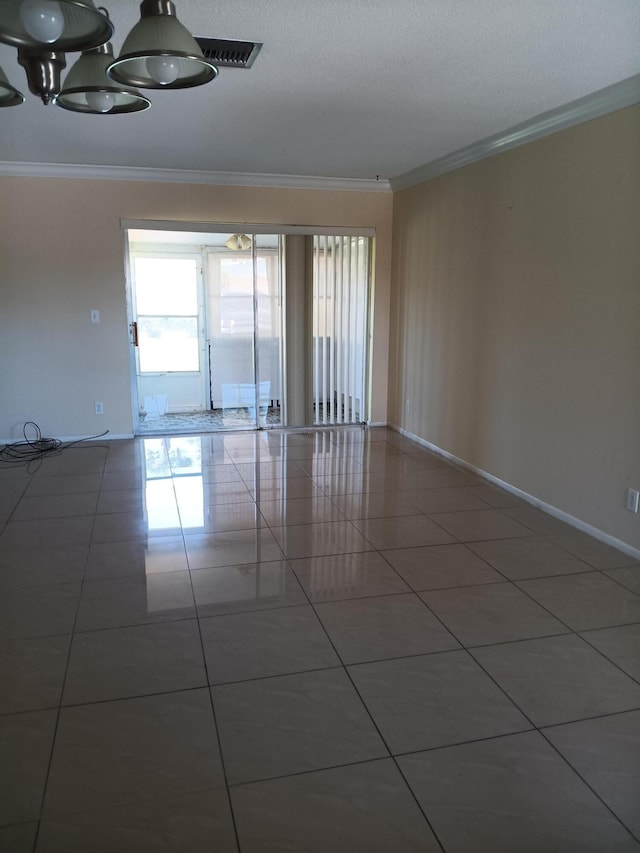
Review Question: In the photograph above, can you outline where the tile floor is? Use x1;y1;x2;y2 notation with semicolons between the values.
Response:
0;427;639;852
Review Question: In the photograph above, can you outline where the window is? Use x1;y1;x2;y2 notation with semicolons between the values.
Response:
133;257;200;373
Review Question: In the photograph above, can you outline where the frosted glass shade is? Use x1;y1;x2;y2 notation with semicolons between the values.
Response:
0;64;25;106
56;42;150;113
225;234;252;251
108;0;217;89
0;0;112;51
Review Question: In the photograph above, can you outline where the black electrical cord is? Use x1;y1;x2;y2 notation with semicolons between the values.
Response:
0;421;110;466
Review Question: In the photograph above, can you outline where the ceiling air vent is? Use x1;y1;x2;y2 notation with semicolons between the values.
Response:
194;38;262;69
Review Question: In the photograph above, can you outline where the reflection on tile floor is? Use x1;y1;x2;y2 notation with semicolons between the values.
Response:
0;427;639;852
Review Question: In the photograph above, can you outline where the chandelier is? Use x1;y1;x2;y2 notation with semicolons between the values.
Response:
0;0;218;113
225;233;252;251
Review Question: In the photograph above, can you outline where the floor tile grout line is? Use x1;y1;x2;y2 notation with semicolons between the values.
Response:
458;627;576;651
207;662;344;690
501;516;628;570
390;758;448;852
194;596;308;619
387;704;640;755
401;583;491;653
537;727;640;844
376;542;497;589
3;429;638;849
14;623;639;717
502;574;640;678
401;545;640;656
575;616;640;634
479;574;583;636
499;510;637;572
463;638;640;734
24;623;638;714
514;567;640;598
600;568;640;598
461;645;539;728
81;564;192;583
389;727;543;759
67;613;199;636
183;545;244;853
24;782;229;827
538;705;640;730
304;582;448;852
396;715;640;849
0;627;79;642
503;566;618;583
424;604;631;734
4;690;640;783
3;562;633;615
577;629;640;689
164;437;194;593
30;448;108;853
44;682;211;712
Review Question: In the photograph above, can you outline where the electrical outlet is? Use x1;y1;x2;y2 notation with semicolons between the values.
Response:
405;400;411;414
94;402;104;415
626;488;639;513
90;310;100;324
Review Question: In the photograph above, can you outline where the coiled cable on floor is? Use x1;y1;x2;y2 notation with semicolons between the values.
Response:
0;421;109;465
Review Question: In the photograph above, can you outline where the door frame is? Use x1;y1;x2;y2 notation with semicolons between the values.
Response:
122;221;376;434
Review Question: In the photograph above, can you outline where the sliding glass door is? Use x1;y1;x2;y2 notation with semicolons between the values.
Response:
206;236;282;429
127;227;371;434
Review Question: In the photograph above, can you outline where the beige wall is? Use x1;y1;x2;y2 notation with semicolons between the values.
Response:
0;178;392;439
390;105;640;549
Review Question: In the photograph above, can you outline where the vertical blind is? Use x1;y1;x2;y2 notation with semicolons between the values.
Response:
312;236;370;425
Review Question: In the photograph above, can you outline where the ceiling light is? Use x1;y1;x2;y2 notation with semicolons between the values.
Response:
0;0;113;51
107;0;217;90
0;0;229;109
0;0;113;104
225;234;252;251
56;42;150;113
0;63;25;106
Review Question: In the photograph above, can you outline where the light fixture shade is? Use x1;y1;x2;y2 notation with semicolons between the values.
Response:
225;234;252;251
56;42;151;113
0;63;25;106
108;0;217;89
0;0;113;51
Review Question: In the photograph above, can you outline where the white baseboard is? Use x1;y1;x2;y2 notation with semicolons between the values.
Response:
63;433;135;442
367;421;388;427
392;424;640;562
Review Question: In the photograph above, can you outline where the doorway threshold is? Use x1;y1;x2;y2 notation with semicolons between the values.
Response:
137;408;282;435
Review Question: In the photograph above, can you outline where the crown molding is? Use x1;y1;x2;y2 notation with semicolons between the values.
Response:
391;73;640;191
2;75;637;195
0;161;392;193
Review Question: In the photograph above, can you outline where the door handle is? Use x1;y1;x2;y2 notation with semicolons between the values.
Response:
130;321;138;346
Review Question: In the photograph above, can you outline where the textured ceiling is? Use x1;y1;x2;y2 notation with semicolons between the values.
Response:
1;0;639;182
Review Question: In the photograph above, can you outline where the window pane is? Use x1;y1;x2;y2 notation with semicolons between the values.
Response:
135;258;198;315
138;317;199;372
220;257;253;297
